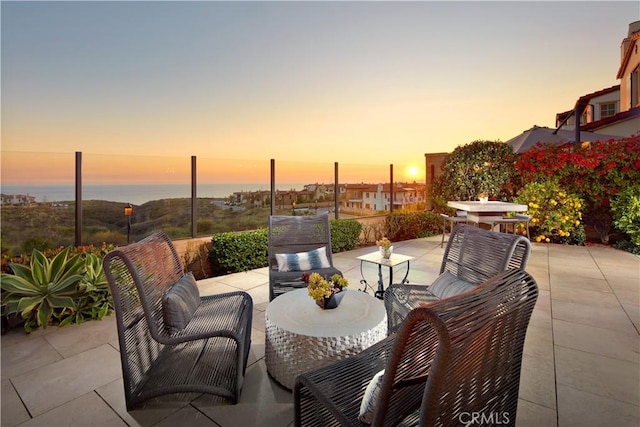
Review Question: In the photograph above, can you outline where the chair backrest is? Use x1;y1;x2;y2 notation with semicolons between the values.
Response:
372;269;538;426
268;214;335;271
102;233;183;397
440;224;530;284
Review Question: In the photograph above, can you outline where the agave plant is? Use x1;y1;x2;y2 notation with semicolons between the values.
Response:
64;253;113;326
1;248;85;332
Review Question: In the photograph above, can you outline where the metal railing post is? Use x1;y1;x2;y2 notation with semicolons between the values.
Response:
75;152;82;247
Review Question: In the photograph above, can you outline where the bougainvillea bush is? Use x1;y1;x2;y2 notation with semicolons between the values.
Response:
514;179;585;244
516;135;640;242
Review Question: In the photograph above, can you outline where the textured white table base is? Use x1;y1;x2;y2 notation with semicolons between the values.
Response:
265;289;387;389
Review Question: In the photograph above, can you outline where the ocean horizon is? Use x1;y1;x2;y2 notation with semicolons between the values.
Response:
1;183;308;205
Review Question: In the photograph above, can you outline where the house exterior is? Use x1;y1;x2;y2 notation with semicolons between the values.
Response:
343;182;425;213
556;21;640;137
1;193;36;206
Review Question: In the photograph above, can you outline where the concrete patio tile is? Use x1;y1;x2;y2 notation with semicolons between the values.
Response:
252;310;266;334
523;323;554;361
551;300;637;334
526;265;549;291
516;399;557;427
549;275;612;293
17;391;127;426
519;354;556;410
549;264;604;281
42;315;118;358
551;287;620;308
193;360;294;427
247;327;266;367
556;383;640;427
198;280;242;296
622;303;640;332
1;379;30;427
0;326;45;348
553;319;639;363
555;346;640;406
12;344;122;417
96;379;188;427
534;289;551;312
151;405;219;426
1;334;62;380
218;270;270;290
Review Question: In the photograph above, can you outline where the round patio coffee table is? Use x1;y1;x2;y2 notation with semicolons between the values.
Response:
265;289;387;390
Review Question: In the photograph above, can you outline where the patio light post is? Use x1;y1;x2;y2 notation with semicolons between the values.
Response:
124;204;133;244
292;202;297;216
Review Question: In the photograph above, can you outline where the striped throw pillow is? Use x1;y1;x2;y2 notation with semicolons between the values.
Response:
275;247;331;272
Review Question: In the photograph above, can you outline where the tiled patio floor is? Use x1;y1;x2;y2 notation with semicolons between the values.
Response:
2;236;639;426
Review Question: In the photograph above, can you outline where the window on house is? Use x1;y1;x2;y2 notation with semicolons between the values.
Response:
600;102;616;118
632;66;639;107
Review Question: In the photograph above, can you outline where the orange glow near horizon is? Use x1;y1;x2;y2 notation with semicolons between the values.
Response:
2;151;420;186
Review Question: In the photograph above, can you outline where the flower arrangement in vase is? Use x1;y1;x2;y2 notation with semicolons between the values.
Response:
302;272;349;309
477;192;489;204
376;237;393;259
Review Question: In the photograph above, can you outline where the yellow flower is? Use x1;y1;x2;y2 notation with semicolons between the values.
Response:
575;220;580;226
545;238;550;243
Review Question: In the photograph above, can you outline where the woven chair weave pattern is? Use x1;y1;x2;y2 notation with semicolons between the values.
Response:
384;224;531;332
103;232;253;409
294;269;538;427
268;215;342;301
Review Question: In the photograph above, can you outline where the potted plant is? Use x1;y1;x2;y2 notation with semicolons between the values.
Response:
303;272;348;309
376;237;393;259
477;192;489;204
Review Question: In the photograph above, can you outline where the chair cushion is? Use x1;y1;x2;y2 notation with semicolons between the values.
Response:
358;369;385;424
275;247;331;272
429;271;476;299
162;272;200;331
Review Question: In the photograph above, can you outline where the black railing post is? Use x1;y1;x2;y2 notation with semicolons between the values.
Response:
334;162;339;219
270;159;275;216
389;164;394;214
191;155;197;238
75;152;82;247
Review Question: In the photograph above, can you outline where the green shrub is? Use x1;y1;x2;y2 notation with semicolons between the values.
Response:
385;211;441;241
433;140;519;203
209;229;269;275
611;185;640;247
21;237;53;253
514;179;584;244
329;219;362;252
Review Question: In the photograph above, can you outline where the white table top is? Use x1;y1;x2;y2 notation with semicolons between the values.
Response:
447;200;528;212
357;251;414;267
266;289;385;337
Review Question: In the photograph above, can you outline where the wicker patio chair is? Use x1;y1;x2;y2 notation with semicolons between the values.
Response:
385;224;531;332
103;232;253;410
483;213;532;238
268;214;342;301
440;210;467;247
294;268;538;427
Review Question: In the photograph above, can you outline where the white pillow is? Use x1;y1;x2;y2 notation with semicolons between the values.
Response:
358;369;385;424
429;270;476;299
275;247;331;272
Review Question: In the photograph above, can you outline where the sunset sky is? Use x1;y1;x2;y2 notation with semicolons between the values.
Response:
1;1;638;184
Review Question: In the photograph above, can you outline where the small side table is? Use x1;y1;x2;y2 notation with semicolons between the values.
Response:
357;251;414;299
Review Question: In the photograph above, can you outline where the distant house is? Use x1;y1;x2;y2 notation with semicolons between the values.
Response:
344;182;425;213
1;193;36;206
556;21;640;137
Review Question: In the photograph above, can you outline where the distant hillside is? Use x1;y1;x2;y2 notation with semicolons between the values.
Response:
1;198;284;256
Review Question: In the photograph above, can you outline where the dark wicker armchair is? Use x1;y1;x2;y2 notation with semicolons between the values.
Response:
268;214;342;301
294;268;538;427
385;224;531;332
103;233;253;410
